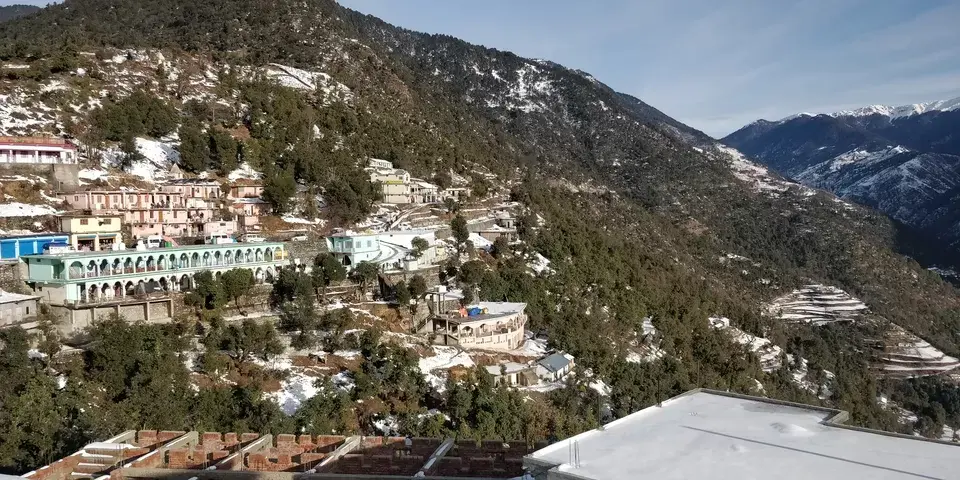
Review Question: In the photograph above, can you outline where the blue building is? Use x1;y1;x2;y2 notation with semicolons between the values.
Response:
0;233;70;262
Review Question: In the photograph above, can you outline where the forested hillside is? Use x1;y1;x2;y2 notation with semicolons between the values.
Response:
0;5;39;23
1;0;960;473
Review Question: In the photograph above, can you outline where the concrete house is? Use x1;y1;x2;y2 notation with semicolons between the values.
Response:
229;182;264;199
484;362;537;387
431;302;528;351
0;233;70;262
0;290;41;328
535;352;575;382
58;215;123;252
159;179;222;201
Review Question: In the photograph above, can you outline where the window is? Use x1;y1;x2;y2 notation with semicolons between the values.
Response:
102;218;112;225
80;219;89;225
25;306;29;315
74;195;79;201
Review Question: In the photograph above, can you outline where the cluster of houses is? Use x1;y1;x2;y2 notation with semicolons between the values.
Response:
0;138;565;388
366;158;470;204
57;177;269;240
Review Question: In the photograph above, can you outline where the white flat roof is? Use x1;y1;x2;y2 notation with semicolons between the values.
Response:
525;390;960;480
0;289;40;304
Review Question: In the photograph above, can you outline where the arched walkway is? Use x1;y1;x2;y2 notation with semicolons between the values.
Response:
69;261;84;279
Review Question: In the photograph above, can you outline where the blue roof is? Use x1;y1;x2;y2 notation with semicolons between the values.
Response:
538;353;573;373
0;233;68;241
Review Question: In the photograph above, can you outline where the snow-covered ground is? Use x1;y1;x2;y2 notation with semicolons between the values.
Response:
767;284;867;325
712;144;798;195
418;346;475;392
99;137;179;182
0;202;58;218
264;64;353;105
227;162;262;181
710;317;783;372
528;252;553;275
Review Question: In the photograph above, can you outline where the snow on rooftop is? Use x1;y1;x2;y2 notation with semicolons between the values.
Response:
472;301;527;316
526;390;960;480
0;289;40;304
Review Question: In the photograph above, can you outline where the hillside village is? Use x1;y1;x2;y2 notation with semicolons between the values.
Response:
0;3;959;477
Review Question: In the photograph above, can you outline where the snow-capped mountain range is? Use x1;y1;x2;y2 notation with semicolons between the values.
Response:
723;96;960;271
779;96;960;122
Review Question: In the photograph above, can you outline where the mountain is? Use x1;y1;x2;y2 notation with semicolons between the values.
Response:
1;0;959;439
723;98;960;269
0;5;39;23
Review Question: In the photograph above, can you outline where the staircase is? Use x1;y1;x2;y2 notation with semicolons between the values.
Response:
68;444;134;480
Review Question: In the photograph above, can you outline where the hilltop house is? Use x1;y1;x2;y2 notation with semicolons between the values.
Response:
0;136;77;164
229;181;264;199
535;352;576;382
431;301;528;351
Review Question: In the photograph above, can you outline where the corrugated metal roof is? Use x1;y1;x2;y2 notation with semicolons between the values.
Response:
537;353;572;373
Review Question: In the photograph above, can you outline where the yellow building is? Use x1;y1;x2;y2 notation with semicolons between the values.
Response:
58;215;124;252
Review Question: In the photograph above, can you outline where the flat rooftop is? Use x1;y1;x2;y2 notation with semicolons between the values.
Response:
524;389;960;480
21;241;286;260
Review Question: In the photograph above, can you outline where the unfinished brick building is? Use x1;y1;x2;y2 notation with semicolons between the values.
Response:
22;430;545;480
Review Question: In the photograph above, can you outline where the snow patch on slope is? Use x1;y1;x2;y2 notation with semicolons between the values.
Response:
101;137;179;182
418;346;475;392
710;317;783;372
264;64;353;104
0;202;58;218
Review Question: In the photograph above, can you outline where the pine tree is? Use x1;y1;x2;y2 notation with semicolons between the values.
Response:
178;119;209;173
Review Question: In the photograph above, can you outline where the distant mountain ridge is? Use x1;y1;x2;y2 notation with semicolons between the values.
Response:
724;97;960;269
778;96;960;121
0;5;40;23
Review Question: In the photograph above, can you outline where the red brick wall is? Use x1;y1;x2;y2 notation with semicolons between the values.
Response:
25;454;82;480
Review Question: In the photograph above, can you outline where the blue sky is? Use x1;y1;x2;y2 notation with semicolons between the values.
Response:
6;0;960;137
337;0;960;137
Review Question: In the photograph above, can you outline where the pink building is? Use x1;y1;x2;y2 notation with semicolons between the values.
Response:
231;198;271;217
229;183;264;199
59;190;185;211
126;207;217;239
160;179;222;201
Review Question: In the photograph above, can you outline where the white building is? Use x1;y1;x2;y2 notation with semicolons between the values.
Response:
523;389;960;480
432;301;527;351
0;137;77;164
